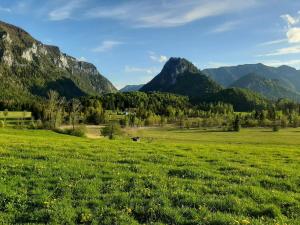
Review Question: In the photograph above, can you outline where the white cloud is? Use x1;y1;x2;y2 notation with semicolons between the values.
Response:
211;21;239;33
124;66;159;75
287;27;300;43
280;12;300;43
281;13;300;27
92;40;122;52
262;59;300;69
0;6;11;13
258;39;287;46
49;0;84;21
86;0;257;28
258;45;300;57
149;52;168;63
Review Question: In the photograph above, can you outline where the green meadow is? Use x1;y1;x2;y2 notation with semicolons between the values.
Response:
0;127;299;224
0;111;32;119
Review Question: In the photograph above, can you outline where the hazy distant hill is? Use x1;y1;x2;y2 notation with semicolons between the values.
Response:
230;73;300;101
203;63;300;92
120;84;144;92
0;20;117;101
141;57;222;98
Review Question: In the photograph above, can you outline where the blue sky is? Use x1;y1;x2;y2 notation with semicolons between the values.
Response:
1;0;300;89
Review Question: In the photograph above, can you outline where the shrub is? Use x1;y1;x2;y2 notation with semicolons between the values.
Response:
53;126;86;137
101;122;123;139
272;124;280;132
70;126;87;137
36;119;44;129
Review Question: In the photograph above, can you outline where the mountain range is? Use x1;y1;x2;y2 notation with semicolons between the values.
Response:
0;20;116;101
140;57;269;111
230;73;300;101
203;63;300;91
130;61;300;103
1;20;300;110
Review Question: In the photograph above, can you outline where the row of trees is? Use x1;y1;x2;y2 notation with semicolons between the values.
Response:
1;91;300;131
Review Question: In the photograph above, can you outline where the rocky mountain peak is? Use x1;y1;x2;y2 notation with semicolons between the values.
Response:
0;20;117;100
162;57;199;76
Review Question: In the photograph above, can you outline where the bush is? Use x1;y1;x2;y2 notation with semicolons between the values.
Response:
28;118;44;130
70;126;87;137
272;124;280;132
101;122;123;139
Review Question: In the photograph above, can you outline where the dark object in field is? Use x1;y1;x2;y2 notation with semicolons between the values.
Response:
132;137;140;142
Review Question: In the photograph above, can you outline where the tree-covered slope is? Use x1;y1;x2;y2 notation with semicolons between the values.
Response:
204;87;269;111
230;73;300;102
141;57;222;98
0;20;117;101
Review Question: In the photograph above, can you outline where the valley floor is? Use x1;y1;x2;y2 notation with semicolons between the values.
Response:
0;128;299;224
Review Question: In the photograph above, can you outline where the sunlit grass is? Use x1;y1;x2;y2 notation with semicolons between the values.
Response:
0;128;298;224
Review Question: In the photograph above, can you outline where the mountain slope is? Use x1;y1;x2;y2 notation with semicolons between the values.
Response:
230;73;300;101
141;57;222;98
120;84;144;92
0;20;117;101
203;63;300;91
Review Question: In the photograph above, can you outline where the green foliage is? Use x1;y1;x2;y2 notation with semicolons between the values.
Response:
99;91;190;117
205;88;269;112
272;121;281;132
232;116;241;132
101;122;123;139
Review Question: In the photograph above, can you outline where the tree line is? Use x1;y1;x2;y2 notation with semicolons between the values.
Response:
1;91;300;131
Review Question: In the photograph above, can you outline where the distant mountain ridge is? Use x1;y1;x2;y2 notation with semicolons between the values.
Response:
0;20;117;101
230;73;300;101
120;84;144;92
203;63;300;92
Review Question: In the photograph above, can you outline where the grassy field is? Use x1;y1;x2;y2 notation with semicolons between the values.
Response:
0;111;32;119
0;128;299;224
0;111;32;127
